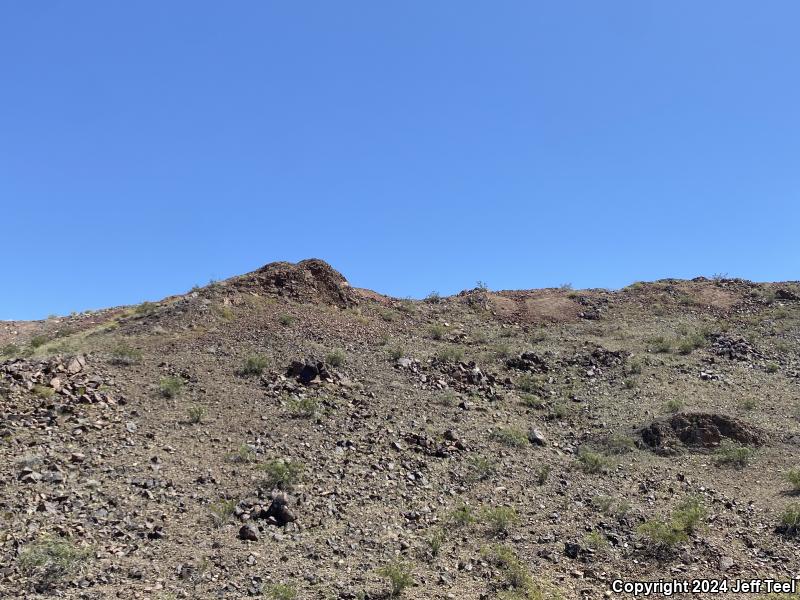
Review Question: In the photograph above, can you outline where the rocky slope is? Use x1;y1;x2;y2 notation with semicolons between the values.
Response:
1;260;799;599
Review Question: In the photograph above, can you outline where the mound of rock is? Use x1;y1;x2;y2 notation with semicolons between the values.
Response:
506;351;549;373
641;412;763;455
709;334;761;361
235;259;357;306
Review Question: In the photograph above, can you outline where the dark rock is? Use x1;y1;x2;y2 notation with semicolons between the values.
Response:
239;524;259;541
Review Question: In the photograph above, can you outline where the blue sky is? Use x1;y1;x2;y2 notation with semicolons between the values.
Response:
2;2;798;320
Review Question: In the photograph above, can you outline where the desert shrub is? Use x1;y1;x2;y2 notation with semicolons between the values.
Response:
626;359;643;375
636;519;687;554
482;545;555;599
482;506;518;535
601;433;636;455
739;397;757;411
1;343;20;357
134;301;157;316
515;374;543;394
449;503;475;527
229;443;257;464
159;376;183;398
536;465;551;485
209;498;237;527
490;427;529;448
714;442;754;469
592;495;630;517
664;398;685;413
648;336;672;354
288;397;320;418
387;345;405;361
267;584;297;600
325;349;346;367
428;324;445;340
18;536;91;589
550;402;571;420
672;495;706;534
397;300;415;314
576;448;611;474
240;354;268;376
425;291;442;304
785;469;800;494
30;335;49;349
436;346;464;362
110;343;142;365
278;314;294;326
187;405;207;424
584;530;608;552
261;459;304;490
623;378;636;390
766;362;779;373
376;560;413;597
780;503;800;535
466;455;497;481
520;393;545;409
32;384;54;399
677;331;706;355
427;527;446;557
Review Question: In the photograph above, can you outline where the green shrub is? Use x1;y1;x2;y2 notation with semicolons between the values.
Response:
261;459;304;490
449;503;475;527
209;498;237;527
229;443;257;464
428;324;445;340
134;301;157;316
387;345;405;361
267;584;298;600
110;343;143;366
482;506;518;535
240;354;268;376
536;465;551;485
32;384;54;399
278;314;294;326
515;374;543;394
18;536;91;588
601;433;636;455
1;343;20;357
436;346;464;362
664;398;685;413
427;527;446;557
490;427;529;448
672;495;706;534
677;331;706;355
550;402;571;420
785;469;800;494
187;405;207;424
576;448;611;474
714;442;754;469
781;503;800;534
623;378;636;390
482;545;554;598
584;530;608;552
520;393;545;409
288;396;320;418
325;349;346;367
466;455;497;481
376;560;413;597
636;519;687;554
649;336;672;354
766;362;779;374
159;376;183;398
30;335;49;349
425;291;442;304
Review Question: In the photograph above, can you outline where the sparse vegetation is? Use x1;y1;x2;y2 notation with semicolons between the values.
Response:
436;346;464;362
648;336;672;354
482;506;518;535
376;560;413;597
428;324;445;340
209;498;237;527
714;441;754;469
267;583;298;600
449;503;475;527
425;291;442;304
535;465;551;485
110;342;143;365
18;536;91;588
490;427;529;448
427;527;446;557
785;469;800;494
288;396;320;418
159;376;183;398
576;448;611;474
261;459;304;490
664;398;685;413
780;503;800;535
278;314;294;326
32;384;54;399
520;393;545;409
30;335;49;349
240;354;268;376
325;349;346;367
467;455;497;481
187;404;207;423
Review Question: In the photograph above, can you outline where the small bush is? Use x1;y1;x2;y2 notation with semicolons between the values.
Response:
159;376;183;398
325;349;346;367
110;343;143;366
714;442;754;469
428;324;445;340
584;530;608;551
32;384;55;399
387;345;405;361
766;362;779;374
601;433;636;455
739;397;757;411
449;503;475;527
288;397;320;418
466;455;497;481
30;335;49;349
261;459;304;490
482;544;553;597
576;448;610;474
677;332;706;355
267;584;298;600
664;398;685;413
623;378;636;390
535;465;551;486
240;355;268;376
134;301;157;316
229;444;257;464
592;495;630;517
376;560;413;597
672;495;706;535
425;291;442;304
785;469;800;494
18;536;91;588
436;346;464;362
781;503;800;535
187;405;207;424
1;343;20;357
482;506;518;535
427;527;446;557
637;520;687;554
490;427;529;448
649;336;672;354
209;498;237;527
520;393;545;409
550;402;571;420
278;314;294;326
515;374;543;394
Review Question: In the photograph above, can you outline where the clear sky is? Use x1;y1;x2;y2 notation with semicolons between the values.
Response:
2;2;798;320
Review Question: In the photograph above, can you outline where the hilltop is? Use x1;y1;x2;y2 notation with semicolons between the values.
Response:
1;260;799;599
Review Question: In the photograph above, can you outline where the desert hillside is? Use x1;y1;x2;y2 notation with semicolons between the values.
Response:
1;260;799;599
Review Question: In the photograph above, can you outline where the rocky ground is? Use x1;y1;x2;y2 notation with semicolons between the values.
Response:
1;259;799;599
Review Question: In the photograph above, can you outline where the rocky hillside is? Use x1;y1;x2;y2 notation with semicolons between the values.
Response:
1;260;799;599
